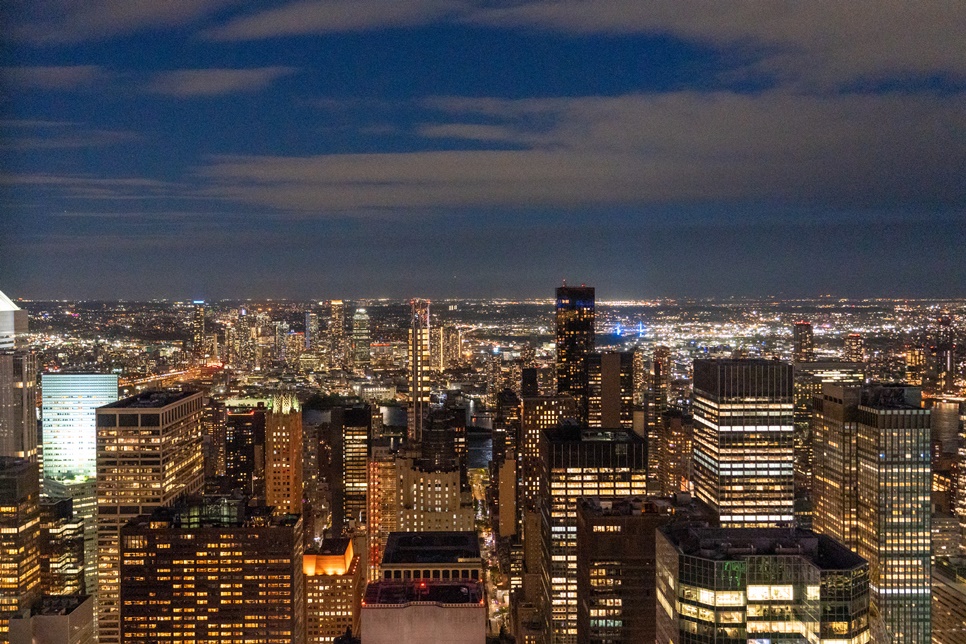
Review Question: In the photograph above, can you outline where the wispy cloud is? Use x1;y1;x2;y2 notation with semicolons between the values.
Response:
203;0;466;40
146;67;297;97
192;90;966;213
1;66;108;90
12;0;239;44
0;129;140;151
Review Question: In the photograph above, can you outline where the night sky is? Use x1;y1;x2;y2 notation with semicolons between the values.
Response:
2;2;965;300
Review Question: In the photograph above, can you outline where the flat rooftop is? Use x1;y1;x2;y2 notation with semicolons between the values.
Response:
382;531;480;565
363;580;483;606
661;525;866;571
102;390;197;409
27;595;91;616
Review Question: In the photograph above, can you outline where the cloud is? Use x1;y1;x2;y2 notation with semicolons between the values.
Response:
0;174;182;200
1;66;107;90
466;1;966;89
146;67;297;97
203;0;465;40
192;90;966;214
12;0;239;44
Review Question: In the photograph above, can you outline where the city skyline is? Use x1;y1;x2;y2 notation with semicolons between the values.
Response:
3;3;965;300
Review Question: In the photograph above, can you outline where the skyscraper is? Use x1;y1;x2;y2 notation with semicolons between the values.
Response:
0;351;37;460
408;299;431;442
692;358;795;527
0;458;40;638
96;390;204;644
585;351;634;429
266;392;303;515
41;373;118;481
329;300;347;369
793;320;814;362
555;285;595;422
0;290;28;350
519;395;576;524
190;301;205;361
305;310;319;350
351;308;371;368
119;497;305;643
812;384;932;643
539;426;647;644
845;332;864;363
304;539;364;643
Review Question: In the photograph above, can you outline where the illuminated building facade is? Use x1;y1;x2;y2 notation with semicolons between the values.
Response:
367;440;399;580
442;325;463;369
585;351;634;429
0;351;38;461
0;458;40;639
378;531;482;582
555;286;595;422
305;311;319;350
341;405;370;528
813;384;932;643
191;301;205;360
304;539;364;644
575;497;678;644
396;459;474;533
329;300;347;369
519;395;576;523
38;496;84;595
928;316;958;394
539;426;647;643
657;408;693;496
692;359;795;528
793;320;815;362
41;373;118;481
655;525;870;644
266;393;303;515
351;308;370;368
95;390;204;644
44;476;97;596
791;361;863;525
119;497;304;644
408;299;431;442
845;333;864;363
905;346;926;386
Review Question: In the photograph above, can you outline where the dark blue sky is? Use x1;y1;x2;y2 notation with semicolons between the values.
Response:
2;1;965;300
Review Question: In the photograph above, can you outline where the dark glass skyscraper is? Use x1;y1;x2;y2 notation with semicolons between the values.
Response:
555;286;595;422
793;320;814;362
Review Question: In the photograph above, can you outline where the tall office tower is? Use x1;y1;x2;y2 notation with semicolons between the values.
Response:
813;384;931;643
442;325;462;369
95;390;204;644
576;497;680;644
41;373;118;481
0;351;37;461
266;392;303;515
929;316;958;394
585;351;634;429
44;477;97;595
408;299;431;442
190;301;205;360
367;440;399;580
519;395;577;524
905;346;926;385
793;320;815;362
643;346;672;490
273;321;290;362
692;359;795;528
0;458;40;638
341;405;370;528
845;332;864;362
305;311;319;350
539;426;648;643
304;539;364;644
38;496;84;595
791;361;863;525
521;367;539;397
657;408;694;495
119;497;305;643
351;308;371;368
0;290;28;350
429;325;444;372
225;404;266;496
932;558;966;644
555;286;595;422
201;397;226;478
631;347;647;405
235;308;259;371
656;525;871;644
329;300;347;369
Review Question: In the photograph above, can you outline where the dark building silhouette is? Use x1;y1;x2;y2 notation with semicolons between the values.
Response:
224;404;266;497
555;285;595;422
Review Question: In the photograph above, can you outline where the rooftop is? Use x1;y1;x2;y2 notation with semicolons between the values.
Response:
26;595;91;616
124;495;298;530
101;389;197;409
382;531;480;565
363;580;483;607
